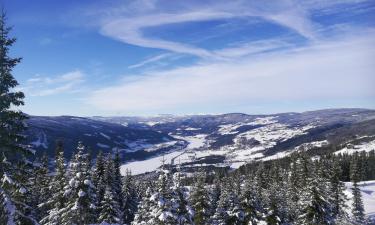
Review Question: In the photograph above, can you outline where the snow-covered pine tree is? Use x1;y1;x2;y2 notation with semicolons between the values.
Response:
212;178;244;225
264;166;289;225
60;142;96;225
170;168;193;225
132;187;154;225
112;151;124;220
97;154;122;224
122;169;138;224
297;160;333;225
40;142;68;225
31;154;51;221
350;154;365;224
209;176;221;219
152;167;175;224
241;176;264;225
0;10;38;225
190;168;210;225
93;151;106;215
98;186;121;224
330;158;349;223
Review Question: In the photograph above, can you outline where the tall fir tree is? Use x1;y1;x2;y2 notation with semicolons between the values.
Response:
93;151;106;215
0;10;37;225
40;142;68;225
350;154;365;224
122;169;138;224
132;187;154;225
31;154;51;221
170;169;193;225
297;160;334;225
60;142;96;225
330;158;349;223
241;176;264;225
190;169;210;225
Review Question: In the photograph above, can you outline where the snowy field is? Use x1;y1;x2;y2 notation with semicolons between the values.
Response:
335;140;375;155
120;135;207;175
345;180;375;221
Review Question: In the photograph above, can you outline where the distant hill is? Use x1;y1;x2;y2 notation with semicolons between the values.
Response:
25;108;375;173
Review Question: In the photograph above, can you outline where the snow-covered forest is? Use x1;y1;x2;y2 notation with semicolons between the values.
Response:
1;7;375;225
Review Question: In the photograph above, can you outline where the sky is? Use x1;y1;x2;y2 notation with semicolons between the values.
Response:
3;0;375;116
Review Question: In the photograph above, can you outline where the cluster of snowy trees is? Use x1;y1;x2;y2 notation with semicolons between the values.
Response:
34;142;138;225
132;153;368;225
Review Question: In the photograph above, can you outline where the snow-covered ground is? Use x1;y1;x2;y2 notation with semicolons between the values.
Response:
121;135;207;175
335;140;375;155
345;180;375;221
120;150;184;175
120;117;319;174
30;132;48;149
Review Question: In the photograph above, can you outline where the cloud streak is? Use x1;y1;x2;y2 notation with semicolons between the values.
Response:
97;0;320;59
22;70;85;97
87;34;375;114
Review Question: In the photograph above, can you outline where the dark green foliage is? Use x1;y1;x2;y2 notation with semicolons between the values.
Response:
0;10;37;224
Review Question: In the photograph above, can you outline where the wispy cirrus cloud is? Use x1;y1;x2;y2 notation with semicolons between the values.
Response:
98;0;317;59
21;70;85;97
128;53;174;69
87;33;375;114
80;0;375;115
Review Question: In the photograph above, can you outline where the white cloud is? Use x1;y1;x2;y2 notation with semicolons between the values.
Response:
128;53;173;69
86;34;375;114
22;70;85;96
97;0;320;59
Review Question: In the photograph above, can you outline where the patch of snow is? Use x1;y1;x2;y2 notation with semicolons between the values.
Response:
121;150;184;175
335;140;375;155
97;143;110;149
99;132;111;140
172;134;208;149
184;127;201;131
30;132;48;149
345;180;375;220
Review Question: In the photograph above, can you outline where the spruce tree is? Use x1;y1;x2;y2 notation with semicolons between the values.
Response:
330;158;348;222
0;10;37;225
190;169;210;225
98;186;121;224
31;154;51;221
297;161;333;225
241;176;264;224
60;142;96;225
122;169;138;224
170;170;193;225
350;155;365;224
40;142;67;225
132;187;154;225
112;151;124;221
93;151;106;215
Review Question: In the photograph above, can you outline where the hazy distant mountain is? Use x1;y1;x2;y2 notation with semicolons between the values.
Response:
25;109;375;172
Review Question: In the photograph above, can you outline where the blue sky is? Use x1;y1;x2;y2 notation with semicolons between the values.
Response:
4;0;375;116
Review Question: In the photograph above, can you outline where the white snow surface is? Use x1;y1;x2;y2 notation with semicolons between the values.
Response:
120;118;317;174
120;150;184;175
345;180;375;220
30;132;48;149
121;134;207;175
97;143;110;149
335;140;375;155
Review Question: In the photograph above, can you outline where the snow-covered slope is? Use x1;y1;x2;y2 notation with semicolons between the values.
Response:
25;116;184;161
345;180;375;221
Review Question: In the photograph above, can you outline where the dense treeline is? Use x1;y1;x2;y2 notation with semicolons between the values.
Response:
236;150;375;182
2;138;373;224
